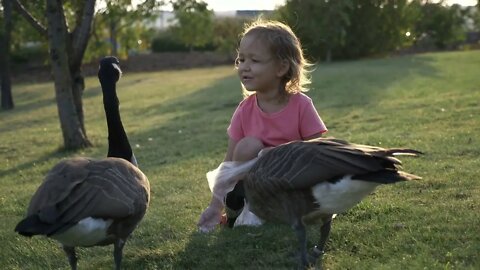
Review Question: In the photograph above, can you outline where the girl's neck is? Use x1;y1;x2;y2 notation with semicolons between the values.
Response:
256;89;290;113
256;83;287;100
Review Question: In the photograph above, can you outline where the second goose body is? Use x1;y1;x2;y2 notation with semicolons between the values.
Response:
244;137;421;268
15;57;150;270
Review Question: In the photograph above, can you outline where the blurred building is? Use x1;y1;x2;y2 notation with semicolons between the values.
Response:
150;9;273;30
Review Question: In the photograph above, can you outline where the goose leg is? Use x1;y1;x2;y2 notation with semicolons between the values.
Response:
113;238;126;270
312;215;333;262
62;245;77;270
293;221;309;268
225;181;245;227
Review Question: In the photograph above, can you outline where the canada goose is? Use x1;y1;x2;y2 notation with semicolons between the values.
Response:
243;137;421;268
14;57;150;270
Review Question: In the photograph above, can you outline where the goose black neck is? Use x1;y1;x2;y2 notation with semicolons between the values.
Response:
101;80;134;163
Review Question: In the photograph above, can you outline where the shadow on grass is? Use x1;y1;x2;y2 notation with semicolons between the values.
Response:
1;147;87;179
4;55;440;269
1;81;104;116
3;54;438;179
310;54;439;109
123;224;302;269
127;75;241;172
129;54;438;173
115;55;439;269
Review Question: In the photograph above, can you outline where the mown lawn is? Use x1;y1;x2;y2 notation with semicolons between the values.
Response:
1;50;479;269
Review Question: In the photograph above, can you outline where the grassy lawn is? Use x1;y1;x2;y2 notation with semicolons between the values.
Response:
1;50;479;269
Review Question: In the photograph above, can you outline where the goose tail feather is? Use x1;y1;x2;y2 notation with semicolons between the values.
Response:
15;215;55;237
353;169;422;184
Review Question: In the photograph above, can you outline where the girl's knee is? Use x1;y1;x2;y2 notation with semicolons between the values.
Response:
233;137;264;161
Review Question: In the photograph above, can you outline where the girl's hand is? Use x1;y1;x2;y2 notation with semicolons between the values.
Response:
197;206;222;233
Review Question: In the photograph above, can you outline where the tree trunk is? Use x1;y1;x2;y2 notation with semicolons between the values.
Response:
71;70;87;136
325;48;332;63
1;0;14;110
110;21;118;56
69;0;96;139
46;0;91;149
12;0;95;149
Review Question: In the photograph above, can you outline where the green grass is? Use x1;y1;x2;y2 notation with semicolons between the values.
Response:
1;50;479;269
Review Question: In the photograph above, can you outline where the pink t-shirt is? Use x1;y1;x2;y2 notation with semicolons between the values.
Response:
227;93;327;147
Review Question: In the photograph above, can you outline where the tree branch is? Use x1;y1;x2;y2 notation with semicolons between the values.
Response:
71;0;96;69
11;0;48;36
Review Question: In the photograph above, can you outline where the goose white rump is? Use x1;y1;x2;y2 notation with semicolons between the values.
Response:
52;217;113;247
311;175;379;214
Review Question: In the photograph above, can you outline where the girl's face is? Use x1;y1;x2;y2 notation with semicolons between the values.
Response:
236;34;288;94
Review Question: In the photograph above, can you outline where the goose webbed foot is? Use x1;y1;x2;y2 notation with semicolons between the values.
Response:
311;245;325;259
304;215;333;269
306;246;324;269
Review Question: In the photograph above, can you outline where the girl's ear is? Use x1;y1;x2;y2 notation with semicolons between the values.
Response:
276;59;290;78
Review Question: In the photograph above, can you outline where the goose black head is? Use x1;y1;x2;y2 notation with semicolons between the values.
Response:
98;56;122;84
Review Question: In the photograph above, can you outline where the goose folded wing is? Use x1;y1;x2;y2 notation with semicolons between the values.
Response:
26;158;146;235
250;138;399;190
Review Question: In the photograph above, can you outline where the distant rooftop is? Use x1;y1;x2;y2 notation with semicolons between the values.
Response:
151;9;274;29
235;10;274;17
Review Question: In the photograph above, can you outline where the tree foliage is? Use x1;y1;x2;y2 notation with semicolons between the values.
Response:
412;1;466;50
171;0;214;51
277;0;353;62
277;0;469;60
8;0;165;149
341;0;418;59
93;0;163;58
477;0;480;30
211;16;248;58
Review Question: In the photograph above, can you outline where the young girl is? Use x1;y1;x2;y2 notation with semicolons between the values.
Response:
198;20;327;232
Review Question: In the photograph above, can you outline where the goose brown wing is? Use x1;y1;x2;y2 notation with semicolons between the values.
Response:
248;138;415;190
26;157;149;234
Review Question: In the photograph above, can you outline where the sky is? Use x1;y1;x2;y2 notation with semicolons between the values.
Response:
202;0;478;11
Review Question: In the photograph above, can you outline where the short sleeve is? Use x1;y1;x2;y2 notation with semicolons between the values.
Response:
227;105;244;141
299;97;327;138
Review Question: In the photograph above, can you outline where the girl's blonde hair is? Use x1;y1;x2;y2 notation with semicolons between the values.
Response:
239;19;313;97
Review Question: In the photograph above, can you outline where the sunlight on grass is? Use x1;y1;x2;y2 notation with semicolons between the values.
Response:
1;51;479;269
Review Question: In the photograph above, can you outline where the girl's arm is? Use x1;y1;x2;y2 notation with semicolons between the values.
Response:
304;132;323;141
224;137;237;161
